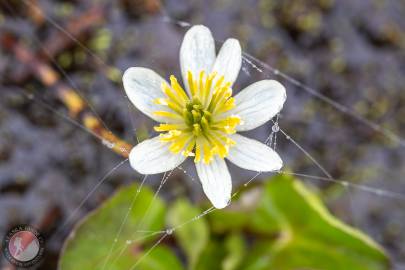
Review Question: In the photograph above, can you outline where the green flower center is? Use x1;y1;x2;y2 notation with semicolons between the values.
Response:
184;98;212;136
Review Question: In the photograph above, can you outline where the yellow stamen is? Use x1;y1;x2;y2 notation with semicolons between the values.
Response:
198;71;205;100
159;130;182;142
154;110;182;120
203;72;216;107
161;83;184;108
182;139;196;157
169;133;190;153
154;98;168;105
195;139;202;162
203;143;213;164
153;70;240;164
170;76;189;103
154;124;185;132
187;71;198;97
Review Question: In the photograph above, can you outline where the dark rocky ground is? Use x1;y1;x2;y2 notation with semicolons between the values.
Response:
0;0;404;269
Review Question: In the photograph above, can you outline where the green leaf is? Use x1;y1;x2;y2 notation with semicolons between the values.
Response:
134;246;184;270
209;207;249;233
222;232;246;270
167;198;209;269
59;183;180;270
195;240;226;270
242;174;390;270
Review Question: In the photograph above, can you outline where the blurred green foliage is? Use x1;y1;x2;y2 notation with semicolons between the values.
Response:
59;175;389;270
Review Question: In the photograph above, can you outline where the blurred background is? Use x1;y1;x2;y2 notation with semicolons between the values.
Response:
0;0;404;269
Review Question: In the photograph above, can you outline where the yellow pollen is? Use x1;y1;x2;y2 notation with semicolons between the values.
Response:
153;70;241;164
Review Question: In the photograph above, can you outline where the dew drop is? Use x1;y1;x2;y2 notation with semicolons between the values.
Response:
178;21;190;27
272;123;280;132
102;139;115;149
166;228;173;235
242;66;251;76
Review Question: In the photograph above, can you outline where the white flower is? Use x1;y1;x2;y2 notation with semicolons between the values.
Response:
123;25;286;209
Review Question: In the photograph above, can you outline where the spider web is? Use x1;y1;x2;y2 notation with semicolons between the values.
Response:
1;0;405;269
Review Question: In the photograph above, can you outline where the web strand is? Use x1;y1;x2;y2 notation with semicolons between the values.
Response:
108;170;174;265
242;54;405;148
3;3;405;268
55;158;129;236
101;175;148;270
160;12;405;148
281;171;405;201
20;0;110;71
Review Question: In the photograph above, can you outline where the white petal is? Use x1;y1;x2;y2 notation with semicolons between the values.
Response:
227;134;283;172
212;38;242;85
129;136;186;174
195;157;232;209
123;67;172;123
180;25;216;95
228;80;286;131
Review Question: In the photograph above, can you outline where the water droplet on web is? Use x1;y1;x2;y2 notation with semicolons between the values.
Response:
178;20;190;27
102;139;115;149
166;228;173;235
375;189;384;196
274;69;280;75
341;181;349;187
242;66;251;76
272;123;280;132
285;135;291;140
